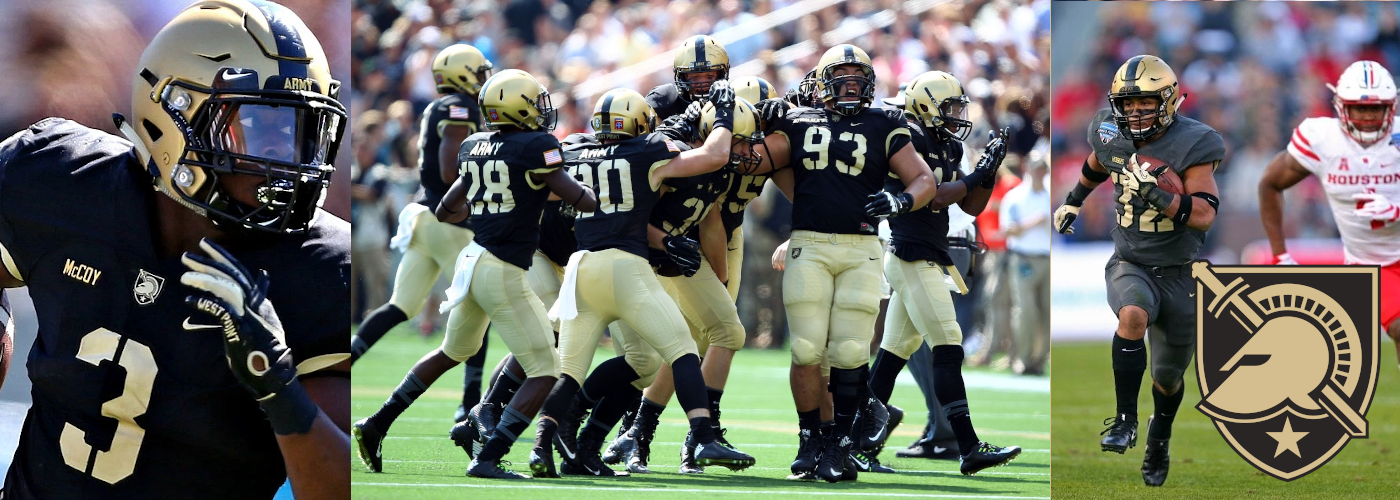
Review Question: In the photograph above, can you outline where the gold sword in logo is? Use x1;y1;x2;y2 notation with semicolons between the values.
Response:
1192;262;1367;436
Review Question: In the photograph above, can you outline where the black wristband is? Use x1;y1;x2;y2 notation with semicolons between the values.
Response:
1172;193;1193;225
1065;182;1094;207
1140;185;1175;211
259;378;319;435
1082;159;1109;183
1191;191;1220;211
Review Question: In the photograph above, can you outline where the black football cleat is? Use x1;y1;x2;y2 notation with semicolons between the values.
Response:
790;427;824;477
467;458;530;479
603;419;637;465
528;446;559;478
694;439;755;471
1100;414;1139;454
626;410;659;474
352;418;384;473
896;439;960;460
850;449;895;473
815;435;854;483
561;433;625;477
1142;437;1170;487
552;400;591;468
960;442;1022;476
873;404;903;456
679;432;705;474
858;398;891;453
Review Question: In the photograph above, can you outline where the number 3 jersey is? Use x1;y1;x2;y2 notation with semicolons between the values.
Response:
773;106;912;235
565;132;688;259
0;119;350;499
1088;108;1226;267
1287;116;1400;266
457;130;565;270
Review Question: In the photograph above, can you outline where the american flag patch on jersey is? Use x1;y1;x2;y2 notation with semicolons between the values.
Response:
665;140;680;152
543;148;563;165
1098;121;1118;144
450;106;471;120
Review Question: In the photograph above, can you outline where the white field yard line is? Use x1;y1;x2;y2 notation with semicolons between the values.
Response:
350;482;1050;499
375;459;1050;476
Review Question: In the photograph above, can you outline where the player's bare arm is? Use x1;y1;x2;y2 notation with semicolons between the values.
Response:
698;206;728;284
932;131;1006;213
771;165;795;201
653;127;733;185
438;123;475;185
436;173;471;223
1053;153;1110;234
536;167;599;213
887;141;938;209
1153;162;1219;232
1259;151;1312;258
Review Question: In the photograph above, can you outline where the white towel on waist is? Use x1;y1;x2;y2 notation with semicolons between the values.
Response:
548;250;589;321
389;203;431;253
439;242;487;313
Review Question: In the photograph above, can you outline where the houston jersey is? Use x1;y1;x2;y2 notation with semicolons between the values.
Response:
775;106;912;235
417;93;482;229
887;123;964;265
0;119;349;499
1089;109;1226;267
718;172;771;238
458;130;564;270
1288;117;1400;266
645;83;691;121
566;132;688;259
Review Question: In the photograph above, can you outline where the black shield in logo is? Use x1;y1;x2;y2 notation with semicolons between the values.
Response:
1192;262;1379;481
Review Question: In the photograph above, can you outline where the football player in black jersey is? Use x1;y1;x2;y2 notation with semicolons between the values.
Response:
862;71;1022;476
744;44;941;482
350;46;494;421
647;35;730;120
1052;55;1224;487
0;1;349;498
352;70;597;479
526;85;755;478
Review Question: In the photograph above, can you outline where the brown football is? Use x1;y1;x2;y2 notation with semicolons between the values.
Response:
1134;154;1185;195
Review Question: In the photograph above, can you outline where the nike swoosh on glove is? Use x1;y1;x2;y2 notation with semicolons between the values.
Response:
865;190;914;217
1053;204;1079;235
181;238;319;434
663;234;703;277
1354;191;1400;225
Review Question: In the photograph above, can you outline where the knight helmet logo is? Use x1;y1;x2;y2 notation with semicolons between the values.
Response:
1192;262;1379;481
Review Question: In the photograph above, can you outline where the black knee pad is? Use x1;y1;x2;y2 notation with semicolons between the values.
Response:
827;367;868;396
931;345;964;367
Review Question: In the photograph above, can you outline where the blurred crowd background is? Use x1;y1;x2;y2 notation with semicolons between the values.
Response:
1051;1;1396;262
0;0;352;219
350;0;1051;373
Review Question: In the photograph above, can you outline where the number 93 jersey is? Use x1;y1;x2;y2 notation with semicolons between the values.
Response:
774;106;912;235
1088;108;1226;267
566;132;689;259
457;130;565;270
0;119;350;499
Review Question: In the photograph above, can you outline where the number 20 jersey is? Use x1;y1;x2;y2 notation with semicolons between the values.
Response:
1088;108;1225;267
0;119;350;499
773;106;912;235
565;132;687;259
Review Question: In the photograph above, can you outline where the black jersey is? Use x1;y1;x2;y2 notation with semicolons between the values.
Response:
645;83;691;121
1088;109;1226;266
0;119;349;500
717;172;771;239
416;93;482;229
458;130;564;270
774;106;912;235
567;132;688;259
656;169;730;238
537;200;577;268
887;123;964;265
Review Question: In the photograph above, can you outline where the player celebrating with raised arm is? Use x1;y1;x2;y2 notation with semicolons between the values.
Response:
1259;60;1400;366
0;1;351;498
864;71;1022;476
1052;55;1224;487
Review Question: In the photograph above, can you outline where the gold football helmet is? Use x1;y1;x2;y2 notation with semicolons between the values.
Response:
480;69;557;131
116;0;346;234
700;98;765;174
734;76;779;104
905;71;972;141
673;35;730;101
591;88;657;140
432;44;493;96
816;44;876;116
1108;55;1183;140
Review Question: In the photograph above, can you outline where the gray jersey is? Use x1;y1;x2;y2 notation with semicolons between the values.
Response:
1088;109;1225;266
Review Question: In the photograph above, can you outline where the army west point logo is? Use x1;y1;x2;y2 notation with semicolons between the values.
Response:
1191;261;1380;481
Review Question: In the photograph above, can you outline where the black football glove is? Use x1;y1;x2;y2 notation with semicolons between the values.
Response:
974;128;1009;189
884;107;911;124
865;190;915;218
663;234;703;277
757;98;791;134
181;238;319;435
707;80;736;131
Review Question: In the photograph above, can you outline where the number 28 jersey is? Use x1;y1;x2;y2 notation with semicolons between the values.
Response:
0;119;349;499
566;132;688;259
457;130;565;270
773;106;912;235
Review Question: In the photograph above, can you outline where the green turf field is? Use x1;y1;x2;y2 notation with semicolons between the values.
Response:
351;328;1049;499
1051;341;1400;499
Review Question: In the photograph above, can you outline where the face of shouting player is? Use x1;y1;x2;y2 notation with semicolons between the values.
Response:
831;64;865;104
684;70;720;98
